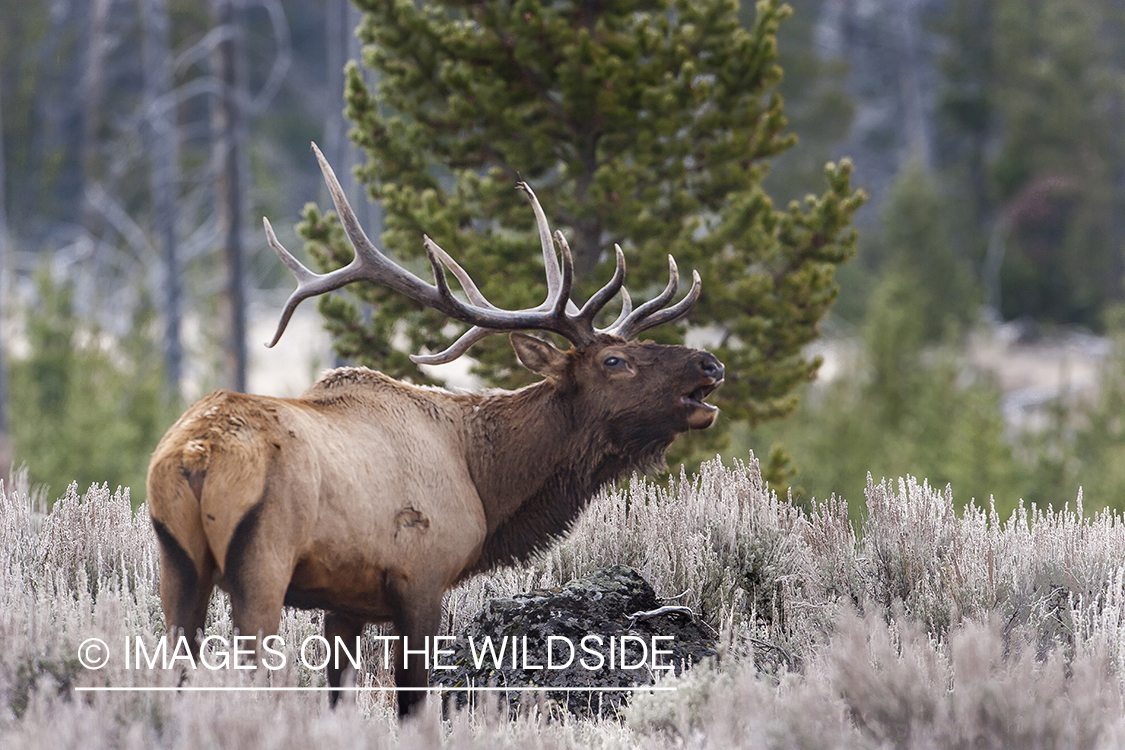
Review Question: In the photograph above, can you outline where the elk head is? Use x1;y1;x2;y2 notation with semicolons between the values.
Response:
510;332;722;447
264;143;723;438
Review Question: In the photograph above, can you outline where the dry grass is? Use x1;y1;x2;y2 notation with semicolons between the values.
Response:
3;457;1125;748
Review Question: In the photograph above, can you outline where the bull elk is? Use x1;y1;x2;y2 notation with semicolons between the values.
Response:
147;144;723;717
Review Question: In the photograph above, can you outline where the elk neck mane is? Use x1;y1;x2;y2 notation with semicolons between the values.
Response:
461;376;674;573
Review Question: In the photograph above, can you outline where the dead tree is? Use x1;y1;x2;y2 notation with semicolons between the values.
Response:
210;0;248;393
140;0;184;400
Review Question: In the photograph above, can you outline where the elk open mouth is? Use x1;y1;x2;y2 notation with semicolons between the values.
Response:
682;379;722;427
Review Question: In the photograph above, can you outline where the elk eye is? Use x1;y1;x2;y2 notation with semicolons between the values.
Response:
604;356;624;369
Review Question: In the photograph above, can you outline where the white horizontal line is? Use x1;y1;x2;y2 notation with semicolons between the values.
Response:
75;685;677;693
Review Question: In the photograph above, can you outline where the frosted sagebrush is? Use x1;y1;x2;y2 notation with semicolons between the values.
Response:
5;459;1125;748
627;613;1123;750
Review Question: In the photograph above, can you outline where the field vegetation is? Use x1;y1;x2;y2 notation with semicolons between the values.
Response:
3;457;1125;748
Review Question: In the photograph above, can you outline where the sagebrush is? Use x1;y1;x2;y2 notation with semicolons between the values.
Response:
3;457;1125;748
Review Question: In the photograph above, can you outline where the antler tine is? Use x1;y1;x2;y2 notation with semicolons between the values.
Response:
410;325;493;365
264;217;315;285
263;216;388;347
313;143;383;267
600;286;632;333
552;230;576;320
618;255;680;326
518;181;562;299
310;143;454;307
604;256;700;340
264;142;450;347
422;235;477;319
422;235;496;309
422;235;570;333
578;244;626;325
264;217;321;347
613;269;701;340
552;230;581;316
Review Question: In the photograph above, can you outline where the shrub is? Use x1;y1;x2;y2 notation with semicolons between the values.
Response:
5;459;1125;747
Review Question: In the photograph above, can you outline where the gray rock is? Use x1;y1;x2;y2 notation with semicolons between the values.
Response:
431;565;717;719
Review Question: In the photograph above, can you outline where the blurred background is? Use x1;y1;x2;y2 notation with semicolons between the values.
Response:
2;0;1124;519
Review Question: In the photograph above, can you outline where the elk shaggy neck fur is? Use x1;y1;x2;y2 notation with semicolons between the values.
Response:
464;378;674;571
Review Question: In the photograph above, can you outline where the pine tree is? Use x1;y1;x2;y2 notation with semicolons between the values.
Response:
299;0;864;449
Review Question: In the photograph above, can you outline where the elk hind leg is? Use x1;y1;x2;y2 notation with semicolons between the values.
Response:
153;519;215;659
324;612;366;708
223;503;289;663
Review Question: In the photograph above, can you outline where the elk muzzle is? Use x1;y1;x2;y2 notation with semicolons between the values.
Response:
683;352;724;429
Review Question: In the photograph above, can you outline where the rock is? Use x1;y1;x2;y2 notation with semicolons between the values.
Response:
431;565;717;719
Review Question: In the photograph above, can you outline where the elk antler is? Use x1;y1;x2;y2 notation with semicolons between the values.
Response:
263;143;702;364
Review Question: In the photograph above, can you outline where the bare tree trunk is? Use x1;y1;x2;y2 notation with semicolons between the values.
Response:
211;0;248;393
1107;3;1125;303
0;91;12;478
325;0;375;232
141;0;184;401
325;0;377;368
324;0;348;172
82;0;113;237
896;0;932;169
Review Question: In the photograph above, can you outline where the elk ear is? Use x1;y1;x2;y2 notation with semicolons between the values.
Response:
510;333;568;379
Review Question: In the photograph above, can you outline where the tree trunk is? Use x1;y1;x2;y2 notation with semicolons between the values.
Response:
324;0;377;369
896;0;932;168
324;0;348;172
211;0;248;393
1108;5;1125;303
82;0;112;238
141;0;184;401
325;0;376;233
0;90;11;478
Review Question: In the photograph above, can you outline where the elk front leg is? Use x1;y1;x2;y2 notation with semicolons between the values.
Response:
391;592;444;719
324;612;365;708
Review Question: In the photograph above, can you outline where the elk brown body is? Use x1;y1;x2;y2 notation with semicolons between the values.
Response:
147;144;722;717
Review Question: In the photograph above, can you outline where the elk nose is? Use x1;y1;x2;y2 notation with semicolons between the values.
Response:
700;355;724;381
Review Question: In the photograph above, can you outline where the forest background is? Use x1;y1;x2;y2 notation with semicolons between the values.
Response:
3;0;1125;522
